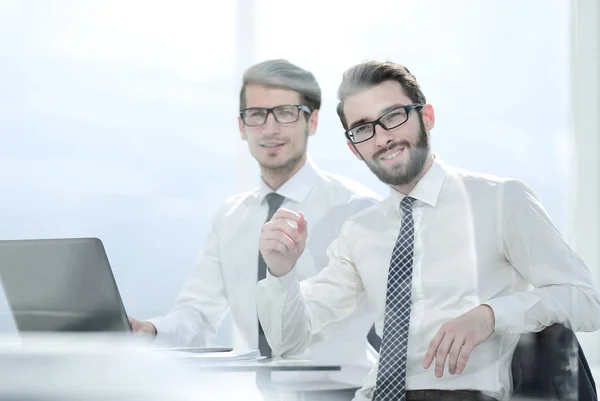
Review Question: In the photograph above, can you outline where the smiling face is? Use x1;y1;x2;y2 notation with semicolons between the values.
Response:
238;84;318;174
343;80;435;190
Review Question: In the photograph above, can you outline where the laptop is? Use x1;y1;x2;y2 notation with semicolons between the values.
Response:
0;237;132;332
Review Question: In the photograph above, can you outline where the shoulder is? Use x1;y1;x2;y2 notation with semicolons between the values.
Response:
442;164;543;218
444;164;527;199
314;169;382;203
211;190;258;222
447;164;511;186
308;170;384;225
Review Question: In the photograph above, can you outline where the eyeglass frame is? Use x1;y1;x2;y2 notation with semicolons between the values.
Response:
344;104;424;144
239;104;312;126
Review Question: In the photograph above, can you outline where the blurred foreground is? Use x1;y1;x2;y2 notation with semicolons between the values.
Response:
0;333;263;401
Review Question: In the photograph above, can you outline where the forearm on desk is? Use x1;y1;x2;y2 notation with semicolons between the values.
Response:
256;269;313;356
148;308;216;347
256;243;368;356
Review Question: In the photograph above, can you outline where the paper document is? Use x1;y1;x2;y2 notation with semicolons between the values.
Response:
166;349;265;363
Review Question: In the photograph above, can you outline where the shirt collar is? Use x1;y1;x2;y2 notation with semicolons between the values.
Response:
257;156;319;204
388;154;448;212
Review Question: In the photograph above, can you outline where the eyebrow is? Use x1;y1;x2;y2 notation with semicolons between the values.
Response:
348;103;407;129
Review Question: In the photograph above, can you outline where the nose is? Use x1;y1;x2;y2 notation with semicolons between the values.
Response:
373;123;394;148
260;112;280;135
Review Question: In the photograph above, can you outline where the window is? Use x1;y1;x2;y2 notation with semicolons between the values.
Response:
0;0;238;329
254;0;571;231
0;1;581;352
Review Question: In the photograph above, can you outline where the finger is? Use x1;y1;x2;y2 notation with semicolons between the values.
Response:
423;330;445;369
261;231;297;253
447;334;466;375
264;220;303;244
262;239;291;255
434;334;455;378
271;208;302;222
128;317;140;330
297;211;308;234
455;339;475;375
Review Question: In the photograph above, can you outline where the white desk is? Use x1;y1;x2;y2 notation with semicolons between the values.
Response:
0;336;348;401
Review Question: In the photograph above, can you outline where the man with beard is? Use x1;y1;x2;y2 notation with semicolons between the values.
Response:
128;59;381;400
256;61;600;401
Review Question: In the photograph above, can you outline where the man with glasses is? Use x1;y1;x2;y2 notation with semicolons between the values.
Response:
128;59;381;400
256;60;600;401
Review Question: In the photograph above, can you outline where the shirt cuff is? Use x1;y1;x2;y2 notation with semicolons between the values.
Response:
264;267;300;300
146;316;173;346
484;292;539;334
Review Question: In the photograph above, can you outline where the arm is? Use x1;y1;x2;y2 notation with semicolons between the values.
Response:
147;213;229;347
256;210;367;356
485;179;600;334
424;179;600;378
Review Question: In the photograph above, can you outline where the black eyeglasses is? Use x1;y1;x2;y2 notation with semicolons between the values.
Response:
345;104;423;144
240;104;311;126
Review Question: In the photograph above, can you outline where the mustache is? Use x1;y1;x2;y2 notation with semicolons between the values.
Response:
373;141;411;159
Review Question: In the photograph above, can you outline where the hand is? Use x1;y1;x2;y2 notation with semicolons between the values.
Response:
259;208;308;277
422;305;495;377
128;316;157;337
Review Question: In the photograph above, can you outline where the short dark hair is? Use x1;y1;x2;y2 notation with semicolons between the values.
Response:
239;59;321;112
336;61;426;130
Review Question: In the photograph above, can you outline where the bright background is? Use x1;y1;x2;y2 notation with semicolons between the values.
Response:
0;0;598;373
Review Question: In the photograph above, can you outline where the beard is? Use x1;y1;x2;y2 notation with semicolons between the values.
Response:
364;118;430;187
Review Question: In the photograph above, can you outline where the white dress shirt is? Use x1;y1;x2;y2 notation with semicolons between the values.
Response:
148;158;382;387
256;156;600;401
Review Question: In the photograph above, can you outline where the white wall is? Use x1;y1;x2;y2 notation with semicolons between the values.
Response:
570;0;600;365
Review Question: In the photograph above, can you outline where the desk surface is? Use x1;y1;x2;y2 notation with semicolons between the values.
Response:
187;358;341;372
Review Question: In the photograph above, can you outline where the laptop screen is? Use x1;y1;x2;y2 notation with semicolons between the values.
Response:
0;238;131;332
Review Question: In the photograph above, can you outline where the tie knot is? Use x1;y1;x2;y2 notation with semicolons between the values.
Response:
265;192;285;213
400;196;415;214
